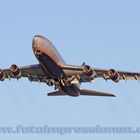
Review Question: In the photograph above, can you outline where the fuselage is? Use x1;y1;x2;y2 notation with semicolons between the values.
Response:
32;35;80;96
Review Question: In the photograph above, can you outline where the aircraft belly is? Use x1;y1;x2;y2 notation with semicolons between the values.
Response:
38;52;65;79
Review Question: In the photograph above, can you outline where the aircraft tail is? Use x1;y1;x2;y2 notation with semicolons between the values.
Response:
47;91;67;96
47;89;115;97
80;89;115;97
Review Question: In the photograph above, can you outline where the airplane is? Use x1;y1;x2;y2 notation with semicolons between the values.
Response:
0;35;140;97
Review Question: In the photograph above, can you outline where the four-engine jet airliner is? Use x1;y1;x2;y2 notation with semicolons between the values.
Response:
1;35;140;97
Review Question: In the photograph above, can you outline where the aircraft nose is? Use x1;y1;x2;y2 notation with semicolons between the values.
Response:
32;35;40;44
32;35;42;51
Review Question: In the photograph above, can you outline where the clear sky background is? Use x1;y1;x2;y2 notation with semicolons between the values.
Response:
0;0;140;139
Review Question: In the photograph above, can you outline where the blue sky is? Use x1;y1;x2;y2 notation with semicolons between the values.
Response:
0;0;140;139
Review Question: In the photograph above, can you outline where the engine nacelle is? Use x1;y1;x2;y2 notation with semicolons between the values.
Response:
82;65;93;77
0;69;5;81
108;69;120;82
10;64;22;77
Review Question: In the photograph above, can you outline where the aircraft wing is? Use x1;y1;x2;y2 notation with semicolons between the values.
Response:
94;68;140;80
62;65;140;82
1;64;49;83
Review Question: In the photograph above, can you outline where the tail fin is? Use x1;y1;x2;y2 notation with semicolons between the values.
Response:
80;89;115;97
81;62;86;67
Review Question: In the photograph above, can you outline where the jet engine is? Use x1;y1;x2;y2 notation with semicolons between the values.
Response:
108;69;120;82
0;69;5;81
10;64;22;77
83;65;93;77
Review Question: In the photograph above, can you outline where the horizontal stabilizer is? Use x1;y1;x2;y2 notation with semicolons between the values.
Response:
80;89;115;97
48;91;67;96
